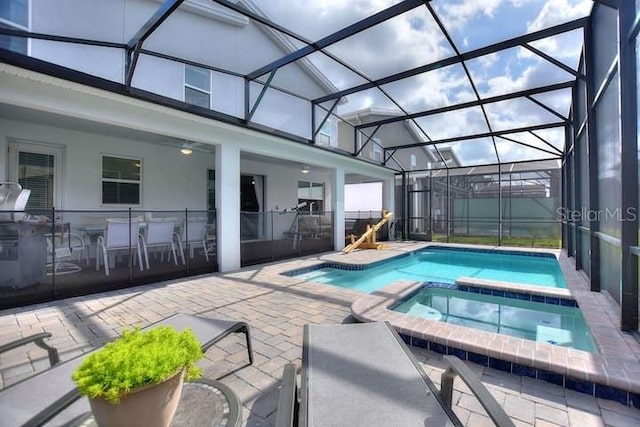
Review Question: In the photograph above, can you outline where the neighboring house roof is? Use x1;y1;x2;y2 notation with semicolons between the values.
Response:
340;107;461;168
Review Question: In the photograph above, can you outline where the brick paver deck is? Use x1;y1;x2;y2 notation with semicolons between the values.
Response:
1;244;639;426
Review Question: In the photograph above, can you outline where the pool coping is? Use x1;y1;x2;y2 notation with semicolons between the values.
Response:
280;244;563;282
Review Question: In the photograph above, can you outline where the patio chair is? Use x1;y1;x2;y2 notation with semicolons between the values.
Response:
46;233;85;275
0;313;254;427
96;218;144;276
49;225;90;266
141;217;179;269
174;216;211;264
275;322;514;427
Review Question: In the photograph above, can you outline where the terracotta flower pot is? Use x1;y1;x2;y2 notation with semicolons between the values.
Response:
88;370;184;427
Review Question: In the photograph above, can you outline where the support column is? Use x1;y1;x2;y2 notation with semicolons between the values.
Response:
333;167;345;251
383;175;395;215
383;175;396;241
619;1;638;331
215;144;240;272
585;19;600;289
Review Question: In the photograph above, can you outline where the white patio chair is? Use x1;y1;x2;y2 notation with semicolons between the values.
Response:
141;217;179;269
46;234;84;275
96;218;144;276
174;217;211;264
48;230;89;266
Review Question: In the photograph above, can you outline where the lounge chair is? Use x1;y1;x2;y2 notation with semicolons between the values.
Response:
275;322;514;427
0;313;253;427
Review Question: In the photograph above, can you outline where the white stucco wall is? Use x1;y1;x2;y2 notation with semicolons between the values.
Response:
345;182;383;211
0;118;213;211
241;159;333;212
28;0;329;135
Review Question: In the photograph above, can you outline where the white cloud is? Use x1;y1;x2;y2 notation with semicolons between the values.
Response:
526;0;592;32
250;0;578;166
435;0;503;31
519;0;589;65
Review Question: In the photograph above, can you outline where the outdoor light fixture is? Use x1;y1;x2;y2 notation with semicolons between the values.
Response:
301;164;310;174
180;143;193;155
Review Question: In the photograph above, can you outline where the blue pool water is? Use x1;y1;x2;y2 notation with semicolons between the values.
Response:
294;248;567;293
392;287;596;352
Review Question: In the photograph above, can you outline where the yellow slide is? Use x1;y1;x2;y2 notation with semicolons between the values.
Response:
343;210;393;254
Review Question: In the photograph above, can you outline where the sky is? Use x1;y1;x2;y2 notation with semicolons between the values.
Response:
250;0;592;168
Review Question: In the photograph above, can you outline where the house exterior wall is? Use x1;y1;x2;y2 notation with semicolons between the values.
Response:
0;117;213;211
27;0;329;137
241;159;333;213
337;115;434;169
0;116;336;215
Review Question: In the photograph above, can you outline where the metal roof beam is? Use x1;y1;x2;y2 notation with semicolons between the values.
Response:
521;43;585;79
314;17;587;104
247;69;277;121
355;126;381;157
246;0;427;80
525;95;568;122
413;157;562;173
384;122;566;151
126;0;185;50
529;130;564;155
355;81;573;129
313;98;340;138
125;0;185;88
211;0;312;44
425;2;501;165
0;27;125;48
497;135;562;158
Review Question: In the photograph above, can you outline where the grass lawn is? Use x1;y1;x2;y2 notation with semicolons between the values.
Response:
431;234;561;248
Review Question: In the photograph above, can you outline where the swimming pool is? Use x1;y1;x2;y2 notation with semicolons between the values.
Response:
292;247;567;293
392;286;596;352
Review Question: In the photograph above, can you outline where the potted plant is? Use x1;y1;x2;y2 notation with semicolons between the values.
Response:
72;325;204;427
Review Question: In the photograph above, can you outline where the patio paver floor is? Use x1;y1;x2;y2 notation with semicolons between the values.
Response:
1;244;639;426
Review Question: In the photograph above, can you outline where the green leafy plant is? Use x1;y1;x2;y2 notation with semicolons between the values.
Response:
72;326;203;403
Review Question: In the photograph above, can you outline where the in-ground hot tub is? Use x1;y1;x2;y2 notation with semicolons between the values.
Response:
392;283;596;352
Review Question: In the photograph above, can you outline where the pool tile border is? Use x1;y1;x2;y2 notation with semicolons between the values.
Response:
393;281;579;309
426;245;558;259
281;244;564;289
351;279;640;408
280;252;411;277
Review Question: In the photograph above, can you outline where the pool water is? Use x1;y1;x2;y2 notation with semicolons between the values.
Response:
393;287;596;352
295;248;567;293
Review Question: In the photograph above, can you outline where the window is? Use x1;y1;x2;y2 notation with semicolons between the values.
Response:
102;155;141;205
411;154;417;170
298;181;324;213
8;140;62;211
317;118;334;146
0;0;28;54
184;64;211;108
372;138;383;162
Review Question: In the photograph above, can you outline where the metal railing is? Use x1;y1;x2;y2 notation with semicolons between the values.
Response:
241;210;334;266
0;208;217;309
